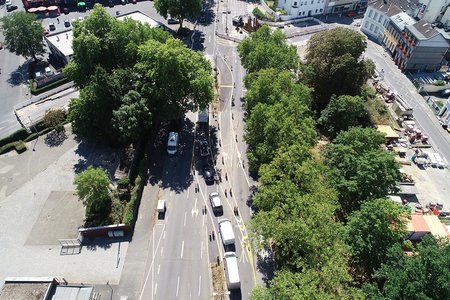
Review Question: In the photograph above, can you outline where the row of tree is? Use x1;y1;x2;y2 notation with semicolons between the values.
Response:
238;25;450;299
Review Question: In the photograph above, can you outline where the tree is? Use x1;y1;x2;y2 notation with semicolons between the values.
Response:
323;127;401;215
345;199;409;281
0;12;45;61
318;95;369;138
154;0;202;30
65;4;171;88
43;109;66;133
245;94;316;174
135;38;213;123
112;90;152;142
305;27;375;110
364;235;450;300
244;69;313;114
238;25;299;74
74;166;112;226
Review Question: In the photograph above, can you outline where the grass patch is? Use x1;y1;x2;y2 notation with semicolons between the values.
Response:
436;100;444;108
211;262;227;299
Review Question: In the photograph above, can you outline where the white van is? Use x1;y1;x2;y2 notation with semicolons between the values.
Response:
167;132;179;155
224;252;240;290
218;218;235;246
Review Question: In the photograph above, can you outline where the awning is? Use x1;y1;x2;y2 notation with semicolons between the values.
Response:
36;6;48;11
47;5;58;10
77;2;86;6
28;7;38;12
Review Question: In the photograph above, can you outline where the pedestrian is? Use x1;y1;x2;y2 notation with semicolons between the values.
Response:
57;18;60;24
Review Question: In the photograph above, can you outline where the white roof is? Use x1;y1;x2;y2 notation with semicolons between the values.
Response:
117;11;160;28
219;219;235;244
211;194;221;207
224;252;240;286
45;30;74;57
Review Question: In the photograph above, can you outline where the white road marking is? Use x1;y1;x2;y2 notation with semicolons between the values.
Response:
154;283;157;295
184;211;187;227
176;276;180;297
180;240;185;259
157;264;160;275
191;197;199;217
160;247;164;256
198;276;202;296
200;241;203;259
163;231;166;240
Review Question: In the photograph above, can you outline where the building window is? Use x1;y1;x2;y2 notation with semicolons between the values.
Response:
374;26;378;34
294;1;297;5
315;9;318;13
378;15;383;23
311;1;313;4
319;8;322;12
299;12;302;15
373;12;378;20
370;23;374;31
364;21;369;28
303;11;305;15
368;9;373;18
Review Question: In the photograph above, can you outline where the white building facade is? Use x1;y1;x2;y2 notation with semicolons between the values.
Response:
360;0;401;41
278;0;326;17
415;0;450;23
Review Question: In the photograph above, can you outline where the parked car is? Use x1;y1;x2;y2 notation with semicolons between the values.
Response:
440;89;450;97
199;140;209;157
132;0;137;4
203;164;215;184
199;13;206;23
346;11;357;17
49;23;56;31
43;28;49;35
121;0;126;5
108;0;114;7
209;192;223;215
5;0;11;6
7;5;17;12
63;7;69;14
64;19;70;27
232;16;243;26
167;18;179;24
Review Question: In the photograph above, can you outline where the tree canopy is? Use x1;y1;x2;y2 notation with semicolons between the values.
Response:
154;0;202;30
238;25;299;74
43;109;66;133
318;95;369;138
345;199;409;281
323;127;401;215
74;166;112;226
306;27;375;110
364;235;450;300
0;11;45;61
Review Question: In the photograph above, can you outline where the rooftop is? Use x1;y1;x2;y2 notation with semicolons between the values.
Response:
45;29;74;57
117;11;161;28
368;0;420;17
390;12;416;31
407;19;441;40
0;278;53;300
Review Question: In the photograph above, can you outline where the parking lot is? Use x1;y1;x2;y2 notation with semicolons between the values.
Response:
0;127;128;289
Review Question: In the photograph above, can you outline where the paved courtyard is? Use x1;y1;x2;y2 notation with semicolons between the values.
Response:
0;127;128;290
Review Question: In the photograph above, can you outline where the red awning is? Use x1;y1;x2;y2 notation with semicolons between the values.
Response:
47;5;58;10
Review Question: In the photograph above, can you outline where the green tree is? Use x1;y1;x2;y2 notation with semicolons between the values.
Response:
0;12;45;61
238;25;299;73
306;27;375;110
345;199;409;281
74;166;112;226
244;69;312;114
43;109;66;133
65;4;170;88
112;90;152;142
135;38;213;123
245;94;316;174
154;0;202;30
323;127;401;215
364;235;450;300
318;95;369;138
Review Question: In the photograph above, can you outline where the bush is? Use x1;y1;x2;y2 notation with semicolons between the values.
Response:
0;141;27;154
0;128;30;147
253;7;266;20
434;80;445;86
123;175;142;225
117;176;130;189
23;127;54;142
30;78;69;95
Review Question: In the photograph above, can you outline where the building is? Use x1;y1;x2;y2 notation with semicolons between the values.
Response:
406;214;449;240
278;0;326;17
388;18;449;71
45;11;162;66
383;12;416;55
324;0;358;14
414;0;450;24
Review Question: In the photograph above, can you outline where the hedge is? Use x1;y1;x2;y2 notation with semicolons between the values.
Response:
0;141;27;154
123;175;142;225
0;128;30;147
23;127;54;142
30;78;69;95
253;7;266;20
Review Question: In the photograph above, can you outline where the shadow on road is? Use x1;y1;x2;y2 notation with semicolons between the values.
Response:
229;289;242;300
256;250;275;286
147;117;195;193
7;62;29;87
83;235;131;251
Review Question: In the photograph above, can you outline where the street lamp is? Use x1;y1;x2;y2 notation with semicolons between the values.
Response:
28;116;38;151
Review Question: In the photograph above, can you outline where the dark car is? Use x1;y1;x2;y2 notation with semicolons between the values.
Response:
199;14;206;23
203;164;215;184
167;17;179;24
63;7;69;14
440;89;450;97
64;19;71;27
6;5;18;12
199;140;209;157
108;0;114;7
232;16;243;26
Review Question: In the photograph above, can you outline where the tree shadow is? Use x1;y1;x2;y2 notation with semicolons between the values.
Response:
256;249;275;286
82;235;131;251
44;130;68;147
7;62;30;87
73;142;120;182
147;117;195;193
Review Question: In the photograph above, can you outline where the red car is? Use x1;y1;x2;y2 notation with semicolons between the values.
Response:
347;11;356;17
43;28;49;35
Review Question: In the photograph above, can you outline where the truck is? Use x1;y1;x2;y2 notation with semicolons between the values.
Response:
224;252;241;290
218;218;235;246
